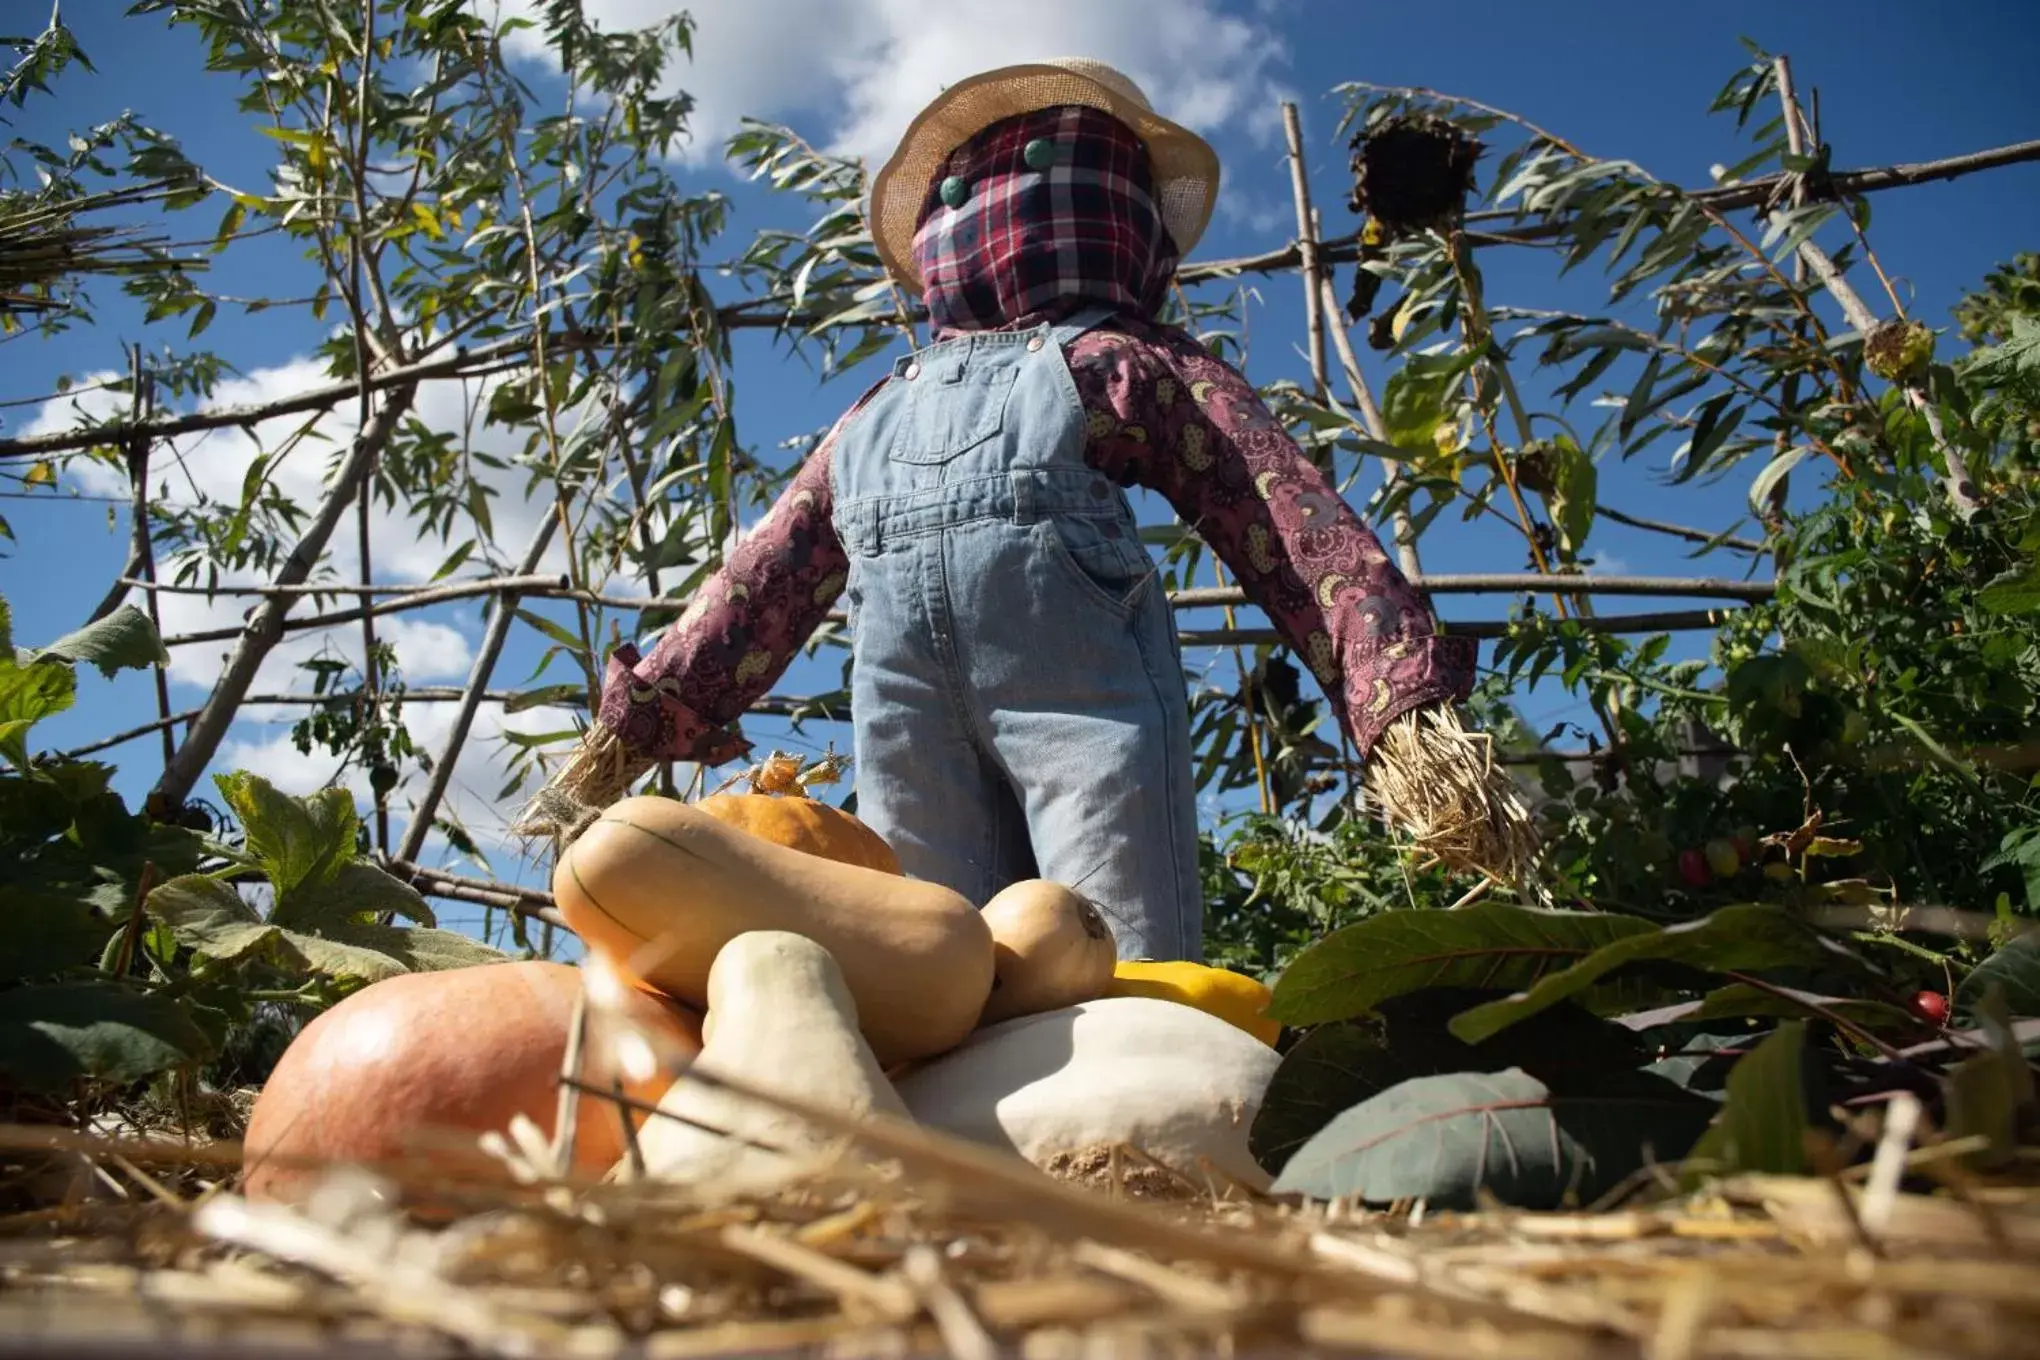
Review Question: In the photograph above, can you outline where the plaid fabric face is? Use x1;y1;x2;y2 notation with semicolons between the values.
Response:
912;105;1180;335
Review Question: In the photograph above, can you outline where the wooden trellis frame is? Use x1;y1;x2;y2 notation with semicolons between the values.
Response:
9;75;2037;931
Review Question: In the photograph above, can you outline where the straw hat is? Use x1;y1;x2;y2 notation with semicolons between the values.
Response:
866;57;1222;295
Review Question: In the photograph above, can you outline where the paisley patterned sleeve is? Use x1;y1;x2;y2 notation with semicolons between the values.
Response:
1064;322;1477;756
595;382;882;766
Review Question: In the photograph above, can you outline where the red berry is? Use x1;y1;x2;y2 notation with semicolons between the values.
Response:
1910;990;1950;1025
1677;847;1713;888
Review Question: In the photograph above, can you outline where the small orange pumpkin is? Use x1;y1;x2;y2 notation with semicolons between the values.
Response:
693;750;900;875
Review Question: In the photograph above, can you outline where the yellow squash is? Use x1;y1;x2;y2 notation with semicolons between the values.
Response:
1106;960;1281;1047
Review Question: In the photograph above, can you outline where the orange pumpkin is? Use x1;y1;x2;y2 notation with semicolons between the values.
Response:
242;960;702;1209
692;751;900;875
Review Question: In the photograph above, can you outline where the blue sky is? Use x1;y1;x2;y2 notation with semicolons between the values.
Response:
5;0;2035;943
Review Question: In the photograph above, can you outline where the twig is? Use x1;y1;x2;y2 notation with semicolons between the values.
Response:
393;517;558;863
1771;55;1981;515
147;380;422;813
1594;504;1766;554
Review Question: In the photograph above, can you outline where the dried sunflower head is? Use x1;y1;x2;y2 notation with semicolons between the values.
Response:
1347;113;1485;238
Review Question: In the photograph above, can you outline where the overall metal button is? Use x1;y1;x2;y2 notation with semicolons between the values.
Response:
903;362;921;380
1026;334;1045;353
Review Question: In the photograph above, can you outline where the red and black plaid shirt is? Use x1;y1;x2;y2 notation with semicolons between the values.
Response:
912;106;1180;336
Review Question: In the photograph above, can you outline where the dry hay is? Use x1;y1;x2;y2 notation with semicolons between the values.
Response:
1363;705;1541;893
5;1076;2040;1360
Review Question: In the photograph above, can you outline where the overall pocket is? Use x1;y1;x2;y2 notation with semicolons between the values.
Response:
1036;514;1156;619
890;355;1022;466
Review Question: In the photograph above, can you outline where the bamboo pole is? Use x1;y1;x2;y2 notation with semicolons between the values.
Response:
145;572;1777;648
1281;102;1330;406
1317;271;1422;579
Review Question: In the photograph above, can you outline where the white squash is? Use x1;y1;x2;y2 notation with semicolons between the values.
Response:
892;996;1281;1193
633;930;908;1197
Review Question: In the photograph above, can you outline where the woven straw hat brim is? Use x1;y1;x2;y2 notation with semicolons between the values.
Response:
867;59;1222;295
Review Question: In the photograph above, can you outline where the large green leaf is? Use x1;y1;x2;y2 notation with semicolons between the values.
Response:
1943;988;2039;1171
147;874;282;965
278;929;411;985
3;891;119;983
1267;904;1659;1027
0;981;214;1093
274;861;435;931
0;657;76;766
1957;933;2040;1019
32;605;169;679
1269;1066;1715;1211
297;920;507;978
212;772;358;898
1448;906;1876;1045
1681;1022;1808;1182
1250;991;1649;1175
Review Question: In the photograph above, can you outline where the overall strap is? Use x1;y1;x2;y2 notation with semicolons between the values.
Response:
1045;303;1121;349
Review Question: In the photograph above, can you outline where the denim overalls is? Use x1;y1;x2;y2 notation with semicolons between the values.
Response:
829;304;1203;962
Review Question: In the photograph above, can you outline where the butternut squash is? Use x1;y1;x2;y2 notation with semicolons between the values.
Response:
894;996;1281;1193
634;930;907;1197
553;795;995;1066
977;879;1119;1026
1108;960;1282;1047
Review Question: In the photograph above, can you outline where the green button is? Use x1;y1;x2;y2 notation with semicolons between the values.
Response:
1023;137;1057;170
940;175;968;208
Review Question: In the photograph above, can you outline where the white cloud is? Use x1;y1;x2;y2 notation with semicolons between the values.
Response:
489;0;1293;182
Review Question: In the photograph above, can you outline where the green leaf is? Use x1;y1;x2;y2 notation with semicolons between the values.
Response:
1249;991;1648;1175
3;891;119;984
1943;987;2038;1171
0;981;214;1094
1682;1022;1808;1182
275;861;435;931
1977;561;2040;616
1957;933;2040;1019
1547;438;1597;556
0;657;77;766
212;772;359;898
298;921;507;977
1449;906;1874;1045
273;928;408;985
1269;1067;1714;1211
32;605;169;678
146;874;279;965
1685;982;1919;1033
1266;904;1659;1028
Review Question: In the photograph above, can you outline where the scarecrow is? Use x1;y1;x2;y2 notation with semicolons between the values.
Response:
523;59;1535;962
